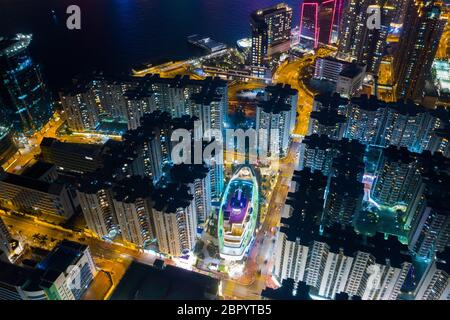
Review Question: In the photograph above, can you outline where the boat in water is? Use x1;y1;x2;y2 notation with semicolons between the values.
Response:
218;165;259;261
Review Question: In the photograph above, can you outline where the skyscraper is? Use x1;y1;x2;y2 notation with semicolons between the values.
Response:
274;176;412;300
76;172;118;239
112;176;155;248
358;3;395;75
250;3;293;77
122;111;170;183
151;183;197;257
370;146;422;207
0;34;53;133
298;134;336;175
300;0;340;48
124;86;156;130
394;0;446;100
256;84;298;156
415;251;450;300
338;0;371;60
323;175;364;227
170;163;212;226
406;172;450;259
188;77;228;140
60;81;99;132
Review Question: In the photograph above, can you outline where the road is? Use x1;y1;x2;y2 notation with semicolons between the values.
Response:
2;48;329;300
0;210;160;299
221;140;301;299
221;49;332;299
3;112;64;174
273;47;334;135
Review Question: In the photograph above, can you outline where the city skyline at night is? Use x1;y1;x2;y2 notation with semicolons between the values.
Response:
0;0;449;307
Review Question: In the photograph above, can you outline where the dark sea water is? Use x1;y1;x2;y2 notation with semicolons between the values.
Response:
0;0;301;90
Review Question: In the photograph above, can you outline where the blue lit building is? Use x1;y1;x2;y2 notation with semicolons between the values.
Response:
0;34;53;134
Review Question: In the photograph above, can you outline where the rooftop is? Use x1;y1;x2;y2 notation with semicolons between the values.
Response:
339;62;366;78
37;240;88;288
113;176;153;203
152;182;193;214
21;161;55;180
0;172;64;195
310;108;347;126
40;137;103;158
110;260;219;300
258;84;297;114
314;92;348;110
169;163;210;185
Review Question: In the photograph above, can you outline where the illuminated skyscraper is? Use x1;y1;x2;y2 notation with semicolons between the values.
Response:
370;146;422;207
299;0;340;48
151;183;197;257
338;0;371;59
323;175;364;227
60;81;99;132
112;176;155;248
188;77;228;140
337;1;394;75
415;252;450;300
273;171;412;300
76;173;118;239
170;163;212;226
358;3;395;75
0;34;53;134
250;3;293;77
308;108;347;140
256;84;298;156
124;87;156;130
394;0;446;100
406;172;450;260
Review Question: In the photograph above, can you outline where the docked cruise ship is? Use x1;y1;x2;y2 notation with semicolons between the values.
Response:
218;165;259;261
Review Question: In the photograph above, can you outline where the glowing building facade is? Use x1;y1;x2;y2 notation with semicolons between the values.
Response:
218;166;259;261
0;34;53;134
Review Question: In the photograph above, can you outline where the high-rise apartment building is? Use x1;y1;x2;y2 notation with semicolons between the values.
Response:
338;0;372;60
274;199;412;300
151;183;197;257
170;164;211;226
256;84;298;156
112;176;155;248
394;0;446;100
415;252;450;300
370;146;422;207
76;172;118;239
60;81;99;132
308;108;347;140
